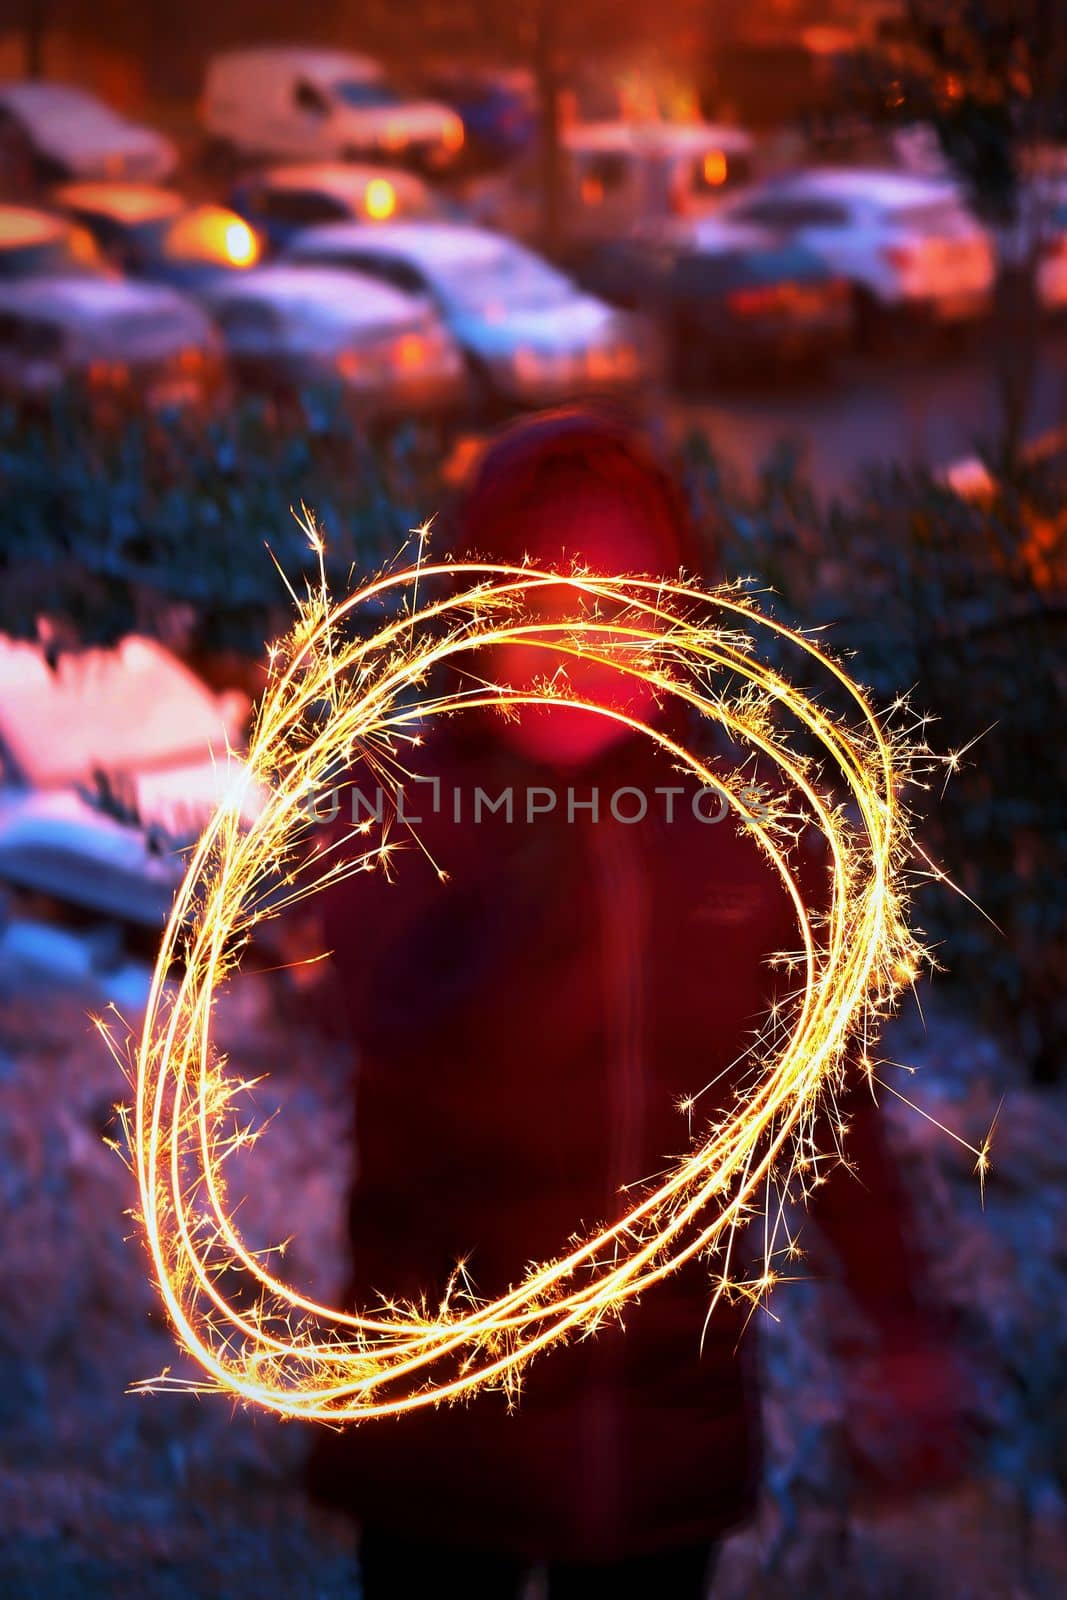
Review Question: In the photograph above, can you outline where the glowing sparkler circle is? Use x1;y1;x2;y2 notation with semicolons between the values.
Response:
128;548;928;1421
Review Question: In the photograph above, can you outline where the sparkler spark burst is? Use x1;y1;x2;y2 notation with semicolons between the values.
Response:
121;529;947;1423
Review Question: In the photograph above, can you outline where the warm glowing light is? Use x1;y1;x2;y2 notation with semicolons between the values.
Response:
122;529;947;1423
165;206;259;268
364;177;396;221
442;115;465;152
702;149;728;186
223;217;258;267
394;332;425;370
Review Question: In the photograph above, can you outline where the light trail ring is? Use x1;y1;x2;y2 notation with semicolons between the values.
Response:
129;556;924;1421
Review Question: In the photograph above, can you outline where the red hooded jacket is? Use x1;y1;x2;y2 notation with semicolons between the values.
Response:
308;414;926;1561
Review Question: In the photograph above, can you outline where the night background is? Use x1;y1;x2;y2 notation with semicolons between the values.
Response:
1;0;1066;1595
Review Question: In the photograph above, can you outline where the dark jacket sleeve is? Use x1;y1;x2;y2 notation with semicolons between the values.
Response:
805;1077;930;1327
789;825;931;1328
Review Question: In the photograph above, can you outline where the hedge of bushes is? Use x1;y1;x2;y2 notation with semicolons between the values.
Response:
0;395;441;658
1;401;1064;1075
681;431;1067;1079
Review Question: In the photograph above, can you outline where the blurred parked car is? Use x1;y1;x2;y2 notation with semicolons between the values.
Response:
200;48;464;175
571;220;853;386
52;183;262;289
0;633;259;978
717;169;995;337
200;263;467;420
0;633;255;843
228;162;459;255
0;80;177;188
468;121;755;248
417;66;537;170
0;204;110;280
284;221;647;411
0;787;183;931
993;181;1067;315
0;276;223;412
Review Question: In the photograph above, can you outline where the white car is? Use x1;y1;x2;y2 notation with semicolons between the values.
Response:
0;634;257;844
229;160;459;253
0;203;110;280
284;221;647;409
0;276;223;411
718;169;995;332
200;47;464;173
467;120;755;247
0;788;183;929
0;896;157;1011
0;80;177;184
200;264;468;418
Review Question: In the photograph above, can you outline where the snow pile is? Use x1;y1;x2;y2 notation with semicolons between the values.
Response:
0;964;1064;1598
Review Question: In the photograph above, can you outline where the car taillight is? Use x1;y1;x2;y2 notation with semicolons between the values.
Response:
336;348;361;382
727;285;781;317
615;342;640;379
87;359;129;388
587;347;614;381
702;149;727;187
176;346;205;373
393;333;426;371
669;176;689;217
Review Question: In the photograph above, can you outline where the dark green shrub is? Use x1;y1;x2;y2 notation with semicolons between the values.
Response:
0;393;440;657
2;401;1063;1073
682;433;1067;1078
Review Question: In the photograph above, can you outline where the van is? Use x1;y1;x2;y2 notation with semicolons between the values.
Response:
469;122;755;248
200;47;464;173
0;81;177;187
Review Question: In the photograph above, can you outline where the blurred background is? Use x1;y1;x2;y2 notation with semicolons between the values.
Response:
1;0;1067;1595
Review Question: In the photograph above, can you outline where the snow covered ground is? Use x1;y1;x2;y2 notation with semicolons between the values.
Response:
0;960;1064;1598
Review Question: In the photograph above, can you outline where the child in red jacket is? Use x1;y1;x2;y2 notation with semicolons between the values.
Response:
308;412;963;1598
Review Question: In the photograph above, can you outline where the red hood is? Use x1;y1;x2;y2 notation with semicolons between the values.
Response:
451;410;704;767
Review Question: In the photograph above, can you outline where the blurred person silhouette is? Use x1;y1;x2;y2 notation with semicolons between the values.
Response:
308;411;965;1597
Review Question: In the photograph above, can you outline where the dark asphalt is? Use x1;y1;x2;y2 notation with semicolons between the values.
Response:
670;325;1067;499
